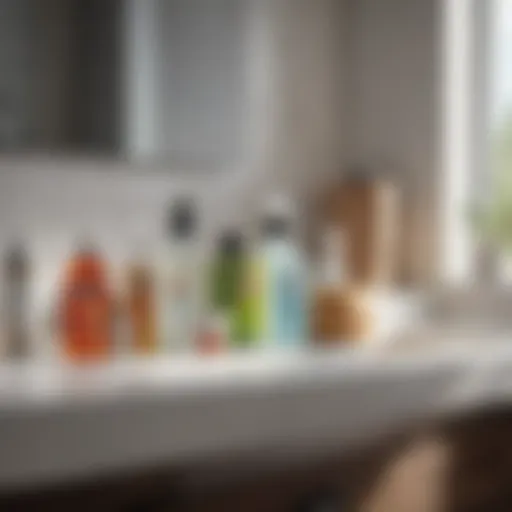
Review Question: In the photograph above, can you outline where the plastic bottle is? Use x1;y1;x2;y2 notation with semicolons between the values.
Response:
121;226;158;356
157;198;201;353
3;243;30;359
59;243;113;363
256;196;308;347
209;231;247;347
126;260;157;356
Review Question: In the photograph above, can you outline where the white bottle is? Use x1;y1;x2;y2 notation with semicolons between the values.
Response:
156;199;202;353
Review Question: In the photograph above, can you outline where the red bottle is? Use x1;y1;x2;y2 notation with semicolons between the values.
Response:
59;245;113;363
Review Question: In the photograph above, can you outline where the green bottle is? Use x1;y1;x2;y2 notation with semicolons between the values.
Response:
210;232;250;347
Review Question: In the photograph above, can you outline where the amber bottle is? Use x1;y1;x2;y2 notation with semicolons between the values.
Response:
126;263;157;355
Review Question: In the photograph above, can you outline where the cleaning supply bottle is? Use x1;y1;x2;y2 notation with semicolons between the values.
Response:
3;243;30;359
127;260;157;356
209;231;247;347
237;248;264;348
123;227;158;356
157;198;201;353
59;243;113;363
256;196;308;347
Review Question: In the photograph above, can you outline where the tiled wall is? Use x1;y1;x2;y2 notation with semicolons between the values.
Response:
0;161;218;327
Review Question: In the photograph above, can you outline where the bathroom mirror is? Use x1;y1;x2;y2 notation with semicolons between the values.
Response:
0;0;248;169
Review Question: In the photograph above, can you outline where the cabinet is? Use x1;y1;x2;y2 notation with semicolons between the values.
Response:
3;407;511;511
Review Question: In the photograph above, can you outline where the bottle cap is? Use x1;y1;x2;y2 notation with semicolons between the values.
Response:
263;193;295;220
75;239;98;256
218;231;243;255
262;217;290;237
261;193;294;237
167;198;197;239
4;243;28;276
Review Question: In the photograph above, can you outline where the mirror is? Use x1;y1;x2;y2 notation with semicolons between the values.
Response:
0;0;247;167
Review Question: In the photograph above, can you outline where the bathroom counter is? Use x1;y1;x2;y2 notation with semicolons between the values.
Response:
0;338;511;490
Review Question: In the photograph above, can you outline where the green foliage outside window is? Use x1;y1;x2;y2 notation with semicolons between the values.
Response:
471;114;512;253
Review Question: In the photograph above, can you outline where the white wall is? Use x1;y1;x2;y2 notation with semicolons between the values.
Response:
346;0;441;283
218;0;346;228
159;0;246;163
125;0;248;164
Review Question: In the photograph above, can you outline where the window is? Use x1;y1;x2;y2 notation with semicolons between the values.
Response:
441;0;512;283
469;0;512;281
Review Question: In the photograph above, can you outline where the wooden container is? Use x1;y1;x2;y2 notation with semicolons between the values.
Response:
312;286;375;345
327;177;399;286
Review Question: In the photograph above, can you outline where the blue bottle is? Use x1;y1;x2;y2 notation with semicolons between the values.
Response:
258;198;308;347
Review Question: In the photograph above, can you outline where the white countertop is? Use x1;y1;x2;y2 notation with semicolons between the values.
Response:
1;335;512;490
